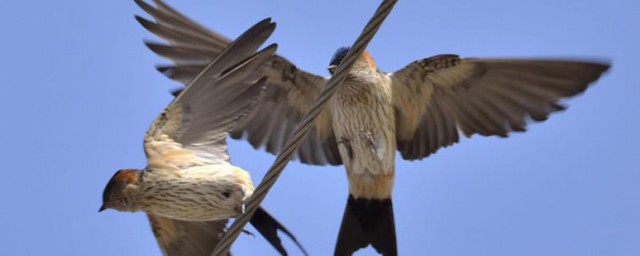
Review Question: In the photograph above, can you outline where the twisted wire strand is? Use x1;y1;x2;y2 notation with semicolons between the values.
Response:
212;0;398;254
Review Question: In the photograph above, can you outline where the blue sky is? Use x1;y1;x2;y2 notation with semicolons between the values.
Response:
0;0;638;255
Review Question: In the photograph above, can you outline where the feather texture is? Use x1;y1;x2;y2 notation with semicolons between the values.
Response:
136;0;341;166
390;56;610;160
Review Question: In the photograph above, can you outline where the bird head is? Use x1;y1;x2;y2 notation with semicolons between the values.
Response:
328;47;377;75
100;169;142;213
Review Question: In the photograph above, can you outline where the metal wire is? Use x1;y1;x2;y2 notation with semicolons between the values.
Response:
212;0;398;254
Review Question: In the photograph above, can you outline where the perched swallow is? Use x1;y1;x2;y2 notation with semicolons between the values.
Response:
135;1;611;255
100;15;307;256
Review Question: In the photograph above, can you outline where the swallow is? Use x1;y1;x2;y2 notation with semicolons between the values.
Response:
100;15;307;256
134;1;611;255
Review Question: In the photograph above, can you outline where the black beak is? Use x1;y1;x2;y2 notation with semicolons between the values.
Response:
328;65;337;75
99;205;107;212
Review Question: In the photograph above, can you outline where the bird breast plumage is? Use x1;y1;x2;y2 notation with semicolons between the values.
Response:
140;165;254;222
330;72;397;199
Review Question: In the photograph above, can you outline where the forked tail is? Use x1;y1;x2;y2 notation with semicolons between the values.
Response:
334;195;397;255
249;207;308;256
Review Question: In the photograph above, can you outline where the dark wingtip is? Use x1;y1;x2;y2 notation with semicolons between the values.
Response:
143;41;165;53
134;15;155;30
169;88;183;97
258;17;272;24
133;0;150;11
155;66;174;77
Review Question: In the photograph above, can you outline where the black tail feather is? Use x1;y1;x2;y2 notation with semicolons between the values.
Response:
249;207;309;256
334;195;397;256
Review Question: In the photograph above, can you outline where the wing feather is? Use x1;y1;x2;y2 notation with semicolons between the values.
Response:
137;0;341;166
143;17;277;169
390;55;610;160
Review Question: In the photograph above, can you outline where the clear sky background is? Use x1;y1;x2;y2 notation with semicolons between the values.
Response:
0;0;638;255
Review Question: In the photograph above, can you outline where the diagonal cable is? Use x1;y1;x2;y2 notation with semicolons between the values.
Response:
212;0;398;255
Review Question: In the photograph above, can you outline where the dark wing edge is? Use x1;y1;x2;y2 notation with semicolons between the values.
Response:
390;55;610;160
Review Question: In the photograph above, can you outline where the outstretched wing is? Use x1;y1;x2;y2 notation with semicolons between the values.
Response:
136;0;341;166
147;214;230;256
143;17;277;171
389;55;610;160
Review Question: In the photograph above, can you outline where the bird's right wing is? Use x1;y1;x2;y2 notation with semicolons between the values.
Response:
143;18;276;171
389;55;610;160
147;214;230;256
136;0;341;166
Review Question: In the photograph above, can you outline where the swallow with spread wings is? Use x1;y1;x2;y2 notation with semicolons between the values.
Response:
100;17;307;256
134;0;610;255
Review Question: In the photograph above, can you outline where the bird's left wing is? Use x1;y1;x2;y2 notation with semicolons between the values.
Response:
143;18;277;170
136;0;341;166
389;55;610;160
147;214;230;256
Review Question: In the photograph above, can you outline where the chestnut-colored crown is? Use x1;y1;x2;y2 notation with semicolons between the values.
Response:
102;169;140;202
329;46;376;70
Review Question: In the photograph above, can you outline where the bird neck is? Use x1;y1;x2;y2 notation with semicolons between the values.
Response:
361;51;377;70
346;61;380;83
